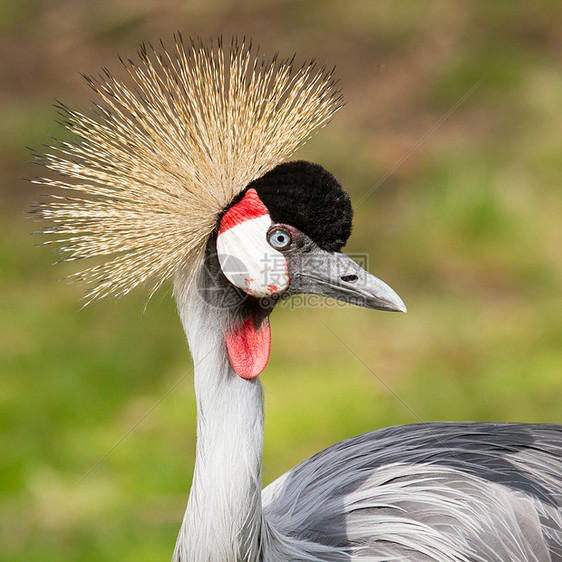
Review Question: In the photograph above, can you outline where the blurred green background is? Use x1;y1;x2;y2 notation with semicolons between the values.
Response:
1;1;561;560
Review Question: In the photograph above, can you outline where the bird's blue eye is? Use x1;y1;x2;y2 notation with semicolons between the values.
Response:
267;227;292;250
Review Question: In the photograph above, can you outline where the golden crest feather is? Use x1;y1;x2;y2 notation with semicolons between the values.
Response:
33;37;343;302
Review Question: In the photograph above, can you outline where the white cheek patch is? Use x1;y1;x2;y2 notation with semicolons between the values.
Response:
217;192;289;298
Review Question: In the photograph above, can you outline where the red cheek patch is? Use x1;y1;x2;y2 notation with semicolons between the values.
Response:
218;188;268;234
225;315;271;379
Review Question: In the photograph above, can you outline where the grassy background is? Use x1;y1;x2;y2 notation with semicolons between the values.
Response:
1;1;561;560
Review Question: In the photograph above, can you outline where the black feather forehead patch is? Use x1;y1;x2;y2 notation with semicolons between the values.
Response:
247;161;353;251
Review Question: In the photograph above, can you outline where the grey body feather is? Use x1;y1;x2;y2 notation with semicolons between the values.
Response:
263;422;562;561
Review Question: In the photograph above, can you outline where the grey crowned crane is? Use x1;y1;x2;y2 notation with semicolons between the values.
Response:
35;38;562;561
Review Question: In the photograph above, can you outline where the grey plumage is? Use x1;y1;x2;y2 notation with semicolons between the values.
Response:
263;423;562;561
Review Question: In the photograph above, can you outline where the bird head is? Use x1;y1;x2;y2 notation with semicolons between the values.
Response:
33;37;405;380
213;160;406;379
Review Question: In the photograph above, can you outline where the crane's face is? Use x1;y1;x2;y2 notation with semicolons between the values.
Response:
215;183;405;380
216;188;405;312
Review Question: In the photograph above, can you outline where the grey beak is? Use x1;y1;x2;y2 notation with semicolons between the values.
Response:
288;247;407;313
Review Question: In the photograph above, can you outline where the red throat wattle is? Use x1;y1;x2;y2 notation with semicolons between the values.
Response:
225;315;271;379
